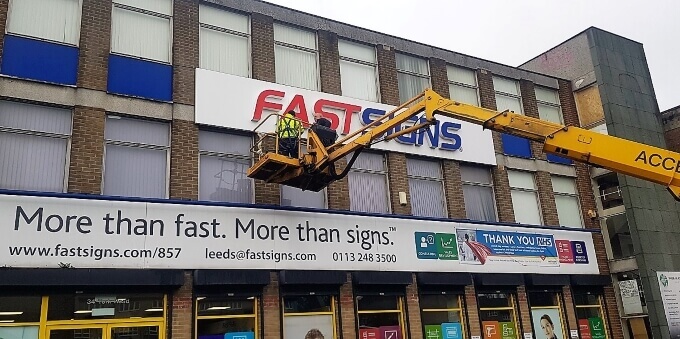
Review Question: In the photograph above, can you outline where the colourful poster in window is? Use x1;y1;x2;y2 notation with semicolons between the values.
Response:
379;326;402;339
531;309;564;339
224;332;254;339
359;329;380;339
588;317;606;339
482;321;501;339
425;325;444;339
578;319;592;339
499;322;516;339
441;323;463;339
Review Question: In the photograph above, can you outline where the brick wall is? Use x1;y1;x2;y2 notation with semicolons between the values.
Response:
477;69;502;152
328;157;351;210
429;58;450;97
492;166;516;223
251;13;276;83
535;171;560;226
339;273;357;339
68;106;105;194
442;160;467;219
665;125;680;152
0;0;8;60
604;286;624;339
562;286;578;332
263;272;280;339
516;286;533;336
172;0;199;105
519;79;547;161
387;152;412;215
254;136;281;204
169;120;199;200
465;285;481;338
77;0;111;91
406;275;423;339
171;271;193;339
318;30;342;96
377;45;399;106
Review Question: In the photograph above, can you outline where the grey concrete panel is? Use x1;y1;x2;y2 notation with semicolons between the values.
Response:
609;257;638;273
173;103;195;121
206;0;560;88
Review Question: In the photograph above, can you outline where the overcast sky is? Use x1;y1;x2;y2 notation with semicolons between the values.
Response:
263;0;679;111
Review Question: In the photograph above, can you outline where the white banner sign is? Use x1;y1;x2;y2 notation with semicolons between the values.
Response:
1;194;598;274
194;68;496;165
618;279;644;315
658;272;680;338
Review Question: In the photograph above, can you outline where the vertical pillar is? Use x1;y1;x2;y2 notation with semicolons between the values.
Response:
406;274;423;339
68;106;105;194
387;153;412;215
516;285;533;336
339;273;357;339
171;271;193;339
263;272;280;339
465;285;482;339
172;0;199;105
77;0;112;91
169;120;199;200
442;160;467;219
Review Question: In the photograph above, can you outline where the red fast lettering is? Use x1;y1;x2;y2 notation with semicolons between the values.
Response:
252;90;284;121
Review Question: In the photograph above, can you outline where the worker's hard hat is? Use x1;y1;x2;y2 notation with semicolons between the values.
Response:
286;110;296;115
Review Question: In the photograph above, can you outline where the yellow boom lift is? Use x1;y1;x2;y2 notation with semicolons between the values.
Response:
247;89;680;201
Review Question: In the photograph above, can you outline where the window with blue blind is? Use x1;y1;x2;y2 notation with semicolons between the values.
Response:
493;76;531;158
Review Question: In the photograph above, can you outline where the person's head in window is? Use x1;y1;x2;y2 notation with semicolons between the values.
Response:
540;314;558;339
304;329;325;339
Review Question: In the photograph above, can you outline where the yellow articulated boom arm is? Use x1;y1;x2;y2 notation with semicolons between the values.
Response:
247;89;680;201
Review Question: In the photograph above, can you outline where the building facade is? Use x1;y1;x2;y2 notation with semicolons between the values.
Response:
0;1;624;339
523;27;677;339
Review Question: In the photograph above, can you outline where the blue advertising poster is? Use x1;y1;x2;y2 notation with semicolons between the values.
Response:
224;332;254;339
441;323;463;339
571;240;590;264
457;229;559;267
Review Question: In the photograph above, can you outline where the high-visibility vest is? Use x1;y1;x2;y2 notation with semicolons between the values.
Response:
277;114;302;138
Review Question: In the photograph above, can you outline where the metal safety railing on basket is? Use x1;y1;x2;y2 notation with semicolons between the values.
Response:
249;112;311;161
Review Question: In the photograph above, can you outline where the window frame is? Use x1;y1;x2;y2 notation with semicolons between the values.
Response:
338;39;380;102
460;164;498;222
198;5;251;77
194;295;259;339
110;1;174;64
197;129;254;204
476;291;521;339
6;0;84;47
395;52;431;104
348;152;391;214
447;65;480;106
527;291;569;339
281;295;338;339
273;22;320;91
507;170;542;225
0;101;73;193
573;291;610;339
419;293;467;339
551;175;584;228
102;114;170;199
355;294;407;338
406;157;446;218
535;86;564;124
493;76;523;114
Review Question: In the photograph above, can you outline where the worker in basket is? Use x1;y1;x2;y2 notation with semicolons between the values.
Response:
311;112;338;147
276;110;304;158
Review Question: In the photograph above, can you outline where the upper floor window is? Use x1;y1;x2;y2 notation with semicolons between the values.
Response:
460;164;497;222
198;130;253;203
111;0;173;63
493;77;523;114
199;5;250;77
552;175;584;228
281;186;326;209
274;23;318;91
396;53;430;104
536;87;563;124
447;66;479;106
103;115;170;198
348;152;389;214
407;157;446;218
7;0;82;45
507;170;541;225
0;101;72;192
339;39;378;102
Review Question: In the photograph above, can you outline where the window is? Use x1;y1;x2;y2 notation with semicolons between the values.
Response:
528;292;567;339
356;295;406;338
283;296;337;339
6;0;82;45
606;213;634;259
447;66;479;105
477;291;519;339
551;176;584;228
507;170;541;225
573;290;609;339
420;293;466;339
274;23;318;91
535;87;562;124
199;130;253;203
339;40;378;102
0;101;72;192
48;293;165;320
493;77;523;114
111;0;173;63
407;158;445;218
199;5;250;77
396;53;430;104
104;115;170;198
196;295;257;339
281;186;326;209
348;152;390;214
460;164;497;222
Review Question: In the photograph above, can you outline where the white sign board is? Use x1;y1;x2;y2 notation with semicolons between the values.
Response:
618;279;644;315
195;68;496;165
1;194;598;274
659;272;680;338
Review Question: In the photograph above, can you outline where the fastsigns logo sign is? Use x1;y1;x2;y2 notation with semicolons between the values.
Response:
195;68;496;165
